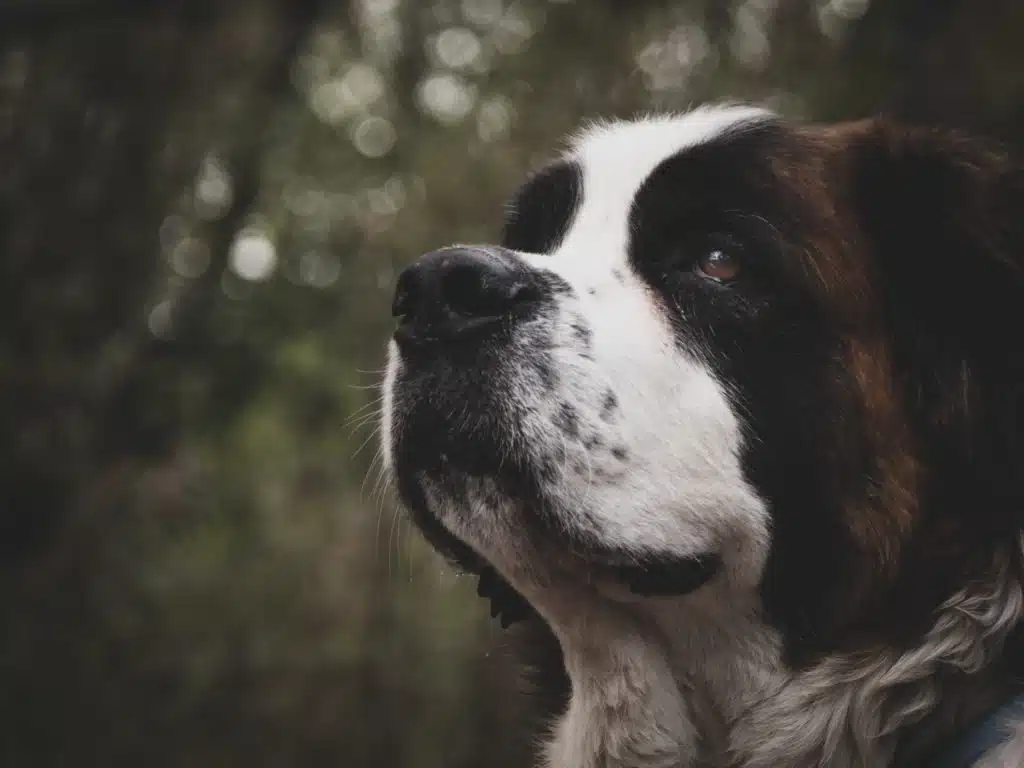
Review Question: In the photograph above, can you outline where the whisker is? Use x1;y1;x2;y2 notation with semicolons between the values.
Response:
370;453;390;505
362;445;383;501
345;411;382;439
351;424;382;460
344;396;384;422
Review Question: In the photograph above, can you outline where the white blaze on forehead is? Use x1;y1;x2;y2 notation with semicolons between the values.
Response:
549;105;774;278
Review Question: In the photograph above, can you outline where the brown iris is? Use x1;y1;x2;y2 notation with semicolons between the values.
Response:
696;248;741;282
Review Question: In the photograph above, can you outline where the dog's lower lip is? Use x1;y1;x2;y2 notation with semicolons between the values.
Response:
597;553;722;597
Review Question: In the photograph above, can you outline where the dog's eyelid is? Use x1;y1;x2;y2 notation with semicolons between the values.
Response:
704;231;746;253
665;230;747;268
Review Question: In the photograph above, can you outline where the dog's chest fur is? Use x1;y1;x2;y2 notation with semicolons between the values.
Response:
538;551;1022;768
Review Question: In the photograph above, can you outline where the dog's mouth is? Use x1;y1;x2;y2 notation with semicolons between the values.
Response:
599;551;723;596
474;552;722;629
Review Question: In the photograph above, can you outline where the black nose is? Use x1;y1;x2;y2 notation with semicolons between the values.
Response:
392;246;537;346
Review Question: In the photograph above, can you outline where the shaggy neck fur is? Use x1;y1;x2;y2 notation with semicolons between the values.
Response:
538;535;1024;767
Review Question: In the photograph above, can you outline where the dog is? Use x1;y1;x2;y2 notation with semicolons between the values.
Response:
380;104;1024;767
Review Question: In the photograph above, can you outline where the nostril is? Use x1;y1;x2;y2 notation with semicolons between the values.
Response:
442;261;521;318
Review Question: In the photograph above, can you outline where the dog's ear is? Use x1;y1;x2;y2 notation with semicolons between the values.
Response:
756;122;1024;660
842;119;1024;483
839;121;1024;616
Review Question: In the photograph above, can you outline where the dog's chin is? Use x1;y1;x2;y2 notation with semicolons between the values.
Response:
395;455;723;625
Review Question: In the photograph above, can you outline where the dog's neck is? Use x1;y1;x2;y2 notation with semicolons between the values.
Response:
525;538;1024;767
644;585;782;762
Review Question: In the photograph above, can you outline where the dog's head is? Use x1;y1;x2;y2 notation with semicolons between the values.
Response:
382;105;1024;660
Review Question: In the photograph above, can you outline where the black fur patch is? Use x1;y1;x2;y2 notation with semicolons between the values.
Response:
502;161;582;255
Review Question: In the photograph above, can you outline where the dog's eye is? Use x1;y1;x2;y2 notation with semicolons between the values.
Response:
696;248;741;283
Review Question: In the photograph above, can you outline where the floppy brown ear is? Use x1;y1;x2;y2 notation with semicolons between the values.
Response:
839;120;1024;630
844;119;1024;479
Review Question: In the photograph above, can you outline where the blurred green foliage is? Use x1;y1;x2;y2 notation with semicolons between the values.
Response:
0;0;1022;766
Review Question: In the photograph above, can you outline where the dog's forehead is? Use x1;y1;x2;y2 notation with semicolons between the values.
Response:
553;105;777;265
566;105;776;184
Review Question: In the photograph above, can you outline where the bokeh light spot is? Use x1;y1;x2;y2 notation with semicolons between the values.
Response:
158;214;188;252
310;80;352;125
169;236;211;279
434;27;482;70
194;155;233;220
817;0;871;39
637;24;710;92
229;230;277;282
462;0;504;27
492;9;534;55
310;64;385;125
299;250;342;288
147;300;174;340
417;72;476;124
350;116;397;158
731;5;771;70
383;175;407;209
476;95;512;142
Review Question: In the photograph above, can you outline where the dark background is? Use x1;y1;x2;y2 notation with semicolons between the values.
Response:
1;1;1022;766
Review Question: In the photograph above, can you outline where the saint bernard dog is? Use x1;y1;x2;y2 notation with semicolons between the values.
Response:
380;104;1024;767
